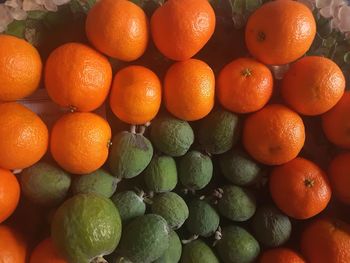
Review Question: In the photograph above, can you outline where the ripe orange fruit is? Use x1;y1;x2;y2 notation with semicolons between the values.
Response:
329;152;350;204
322;92;350;149
259;248;306;263
282;56;345;116
151;0;216;61
217;58;273;113
270;157;332;219
86;0;148;61
164;59;215;121
0;169;20;223
45;42;112;112
0;102;48;170
50;112;111;174
301;218;350;263
245;0;316;65
30;238;67;263
243;104;305;165
109;65;161;125
0;34;42;101
0;225;27;263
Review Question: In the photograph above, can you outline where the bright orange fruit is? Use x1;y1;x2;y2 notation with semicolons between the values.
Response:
0;169;20;223
259;248;306;263
30;238;67;263
329;152;350;204
0;225;27;263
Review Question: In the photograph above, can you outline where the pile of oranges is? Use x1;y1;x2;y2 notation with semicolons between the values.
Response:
1;0;350;262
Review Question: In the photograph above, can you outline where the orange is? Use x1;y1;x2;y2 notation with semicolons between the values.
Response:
30;238;67;263
151;0;216;61
164;59;215;121
86;0;148;61
45;42;112;112
322;92;350;149
0;102;48;170
259;248;306;263
245;0;316;65
329;152;350;204
0;34;42;101
270;157;332;219
282;56;345;116
0;169;20;223
217;57;273;113
109;65;161;125
243;104;305;165
301;218;350;263
50;112;111;174
0;225;27;263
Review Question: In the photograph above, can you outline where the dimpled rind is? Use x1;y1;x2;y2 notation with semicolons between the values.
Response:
154;230;182;263
108;131;153;179
180;240;219;263
111;190;146;222
51;193;122;263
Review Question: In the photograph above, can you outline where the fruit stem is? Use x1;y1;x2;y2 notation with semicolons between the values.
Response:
213;226;222;247
304;178;315;188
181;234;199;244
257;31;266;42
130;125;137;134
241;68;252;77
69;105;77;113
91;256;108;263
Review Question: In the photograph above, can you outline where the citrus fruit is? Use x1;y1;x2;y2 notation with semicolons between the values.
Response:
51;193;122;263
245;0;316;65
50;112;111;174
301;218;350;263
45;42;112;112
109;65;161;125
243;104;305;165
281;56;345;115
155;230;182;263
0;102;48;170
0;169;20;223
322;92;350;149
30;238;67;263
0;34;42;101
0;225;27;263
20;162;71;207
164;59;215;121
328;152;350;204
181;240;219;263
217;58;273;113
86;0;149;61
269;157;332;219
259;248;306;263
151;0;216;61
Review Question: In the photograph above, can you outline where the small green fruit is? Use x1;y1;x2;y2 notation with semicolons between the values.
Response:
118;214;170;263
150;115;194;157
71;169;117;198
144;155;177;193
108;131;153;179
186;199;220;237
20;162;71;207
111;190;146;223
181;240;219;263
198;109;240;154
251;204;292;247
154;230;182;263
216;225;260;263
178;151;213;191
151;192;189;229
217;185;256;222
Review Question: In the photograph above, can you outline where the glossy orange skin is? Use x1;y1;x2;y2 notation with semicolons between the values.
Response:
329;152;350;204
282;56;345;116
86;0;149;61
322;92;350;149
45;42;112;112
164;59;215;121
270;158;332;219
260;248;306;263
217;58;273;113
243;104;305;165
245;0;316;65
110;66;162;125
151;0;216;61
50;112;111;174
0;225;27;263
0;169;20;223
0;34;42;101
0;103;48;170
30;238;67;263
301;218;350;263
